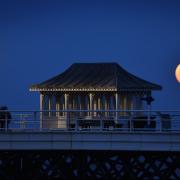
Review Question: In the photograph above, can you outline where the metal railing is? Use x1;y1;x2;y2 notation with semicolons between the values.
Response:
0;110;180;132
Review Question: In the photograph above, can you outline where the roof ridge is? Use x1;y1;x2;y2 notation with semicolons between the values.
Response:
73;62;118;65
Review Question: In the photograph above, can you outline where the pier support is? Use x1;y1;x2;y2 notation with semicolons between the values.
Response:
0;150;179;179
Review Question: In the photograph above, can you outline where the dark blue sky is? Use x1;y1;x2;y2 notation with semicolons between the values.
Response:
0;0;180;110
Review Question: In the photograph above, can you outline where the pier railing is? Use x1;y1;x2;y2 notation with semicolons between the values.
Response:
0;110;180;132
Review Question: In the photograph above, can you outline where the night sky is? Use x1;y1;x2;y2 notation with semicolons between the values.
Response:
0;0;179;110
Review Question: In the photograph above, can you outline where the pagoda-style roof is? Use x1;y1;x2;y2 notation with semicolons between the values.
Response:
30;63;162;92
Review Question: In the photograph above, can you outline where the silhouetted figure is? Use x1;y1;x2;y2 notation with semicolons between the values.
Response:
0;106;11;130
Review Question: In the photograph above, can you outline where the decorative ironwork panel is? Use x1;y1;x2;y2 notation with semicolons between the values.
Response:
0;151;179;179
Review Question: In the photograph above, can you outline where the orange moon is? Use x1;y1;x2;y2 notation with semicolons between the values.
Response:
175;64;180;83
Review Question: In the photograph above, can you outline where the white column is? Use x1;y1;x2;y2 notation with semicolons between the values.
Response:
102;95;105;116
64;93;68;111
115;93;119;122
40;93;44;129
94;95;97;116
98;95;101;117
48;94;52;117
97;96;100;110
56;95;60;117
81;94;85;116
55;95;60;128
62;95;65;116
40;93;43;111
89;93;93;117
64;93;69;128
79;95;81;110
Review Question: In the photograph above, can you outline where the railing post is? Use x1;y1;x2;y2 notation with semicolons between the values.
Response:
34;111;37;129
159;113;162;132
39;111;42;131
5;112;8;132
115;93;119;123
147;106;151;126
100;115;103;131
67;111;69;130
89;93;93;117
129;115;132;132
75;114;78;131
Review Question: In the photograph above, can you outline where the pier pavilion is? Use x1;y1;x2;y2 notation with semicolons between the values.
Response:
1;63;180;179
30;63;162;128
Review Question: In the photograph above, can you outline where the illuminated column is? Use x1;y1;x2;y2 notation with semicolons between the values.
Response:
97;95;100;110
48;94;52;117
104;95;108;116
56;94;60;117
62;95;65;115
89;93;93;117
64;93;69;128
93;95;97;116
115;92;119;122
40;93;44;112
85;94;88;115
64;93;68;111
55;94;60;128
40;93;44;129
108;95;112;117
63;93;68;117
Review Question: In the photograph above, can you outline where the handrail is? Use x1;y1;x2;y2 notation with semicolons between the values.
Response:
0;110;180;112
0;110;179;132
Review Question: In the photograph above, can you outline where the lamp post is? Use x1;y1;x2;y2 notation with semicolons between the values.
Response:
141;95;154;126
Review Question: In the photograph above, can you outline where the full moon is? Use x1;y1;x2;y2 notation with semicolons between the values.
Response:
175;64;180;83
